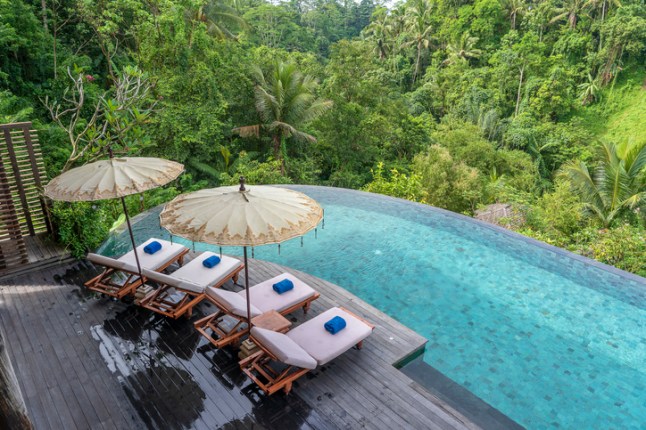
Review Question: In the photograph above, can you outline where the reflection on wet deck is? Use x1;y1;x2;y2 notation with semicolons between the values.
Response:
0;256;475;429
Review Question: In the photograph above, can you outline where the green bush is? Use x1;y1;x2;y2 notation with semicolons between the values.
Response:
363;162;426;203
578;225;646;276
50;201;111;258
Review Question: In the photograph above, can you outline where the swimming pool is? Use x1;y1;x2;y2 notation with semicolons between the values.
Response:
99;185;646;429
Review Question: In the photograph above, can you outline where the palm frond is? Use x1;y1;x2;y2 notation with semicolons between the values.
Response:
232;124;261;138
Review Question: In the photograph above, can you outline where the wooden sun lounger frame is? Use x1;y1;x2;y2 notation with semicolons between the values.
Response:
139;263;244;319
193;290;321;349
239;307;374;395
84;249;189;299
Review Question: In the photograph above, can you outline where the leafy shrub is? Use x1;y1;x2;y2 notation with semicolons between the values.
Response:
414;146;485;214
578;225;646;276
362;162;426;202
50;201;111;258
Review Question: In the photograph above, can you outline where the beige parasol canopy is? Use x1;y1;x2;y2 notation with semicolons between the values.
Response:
44;157;184;202
160;183;323;247
44;155;184;283
160;178;323;330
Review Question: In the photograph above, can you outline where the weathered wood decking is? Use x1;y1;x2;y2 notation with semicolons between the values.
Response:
0;234;71;280
0;254;478;429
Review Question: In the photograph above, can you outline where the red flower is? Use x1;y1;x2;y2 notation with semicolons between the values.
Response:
85;75;95;82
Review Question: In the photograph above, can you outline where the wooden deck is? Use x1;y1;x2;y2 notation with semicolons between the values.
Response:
0;254;479;429
0;234;71;280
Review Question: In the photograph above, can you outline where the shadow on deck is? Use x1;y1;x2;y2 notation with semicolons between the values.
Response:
0;255;477;430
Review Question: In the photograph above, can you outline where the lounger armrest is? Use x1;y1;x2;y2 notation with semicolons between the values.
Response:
205;287;263;318
87;253;127;270
141;269;204;293
251;327;317;370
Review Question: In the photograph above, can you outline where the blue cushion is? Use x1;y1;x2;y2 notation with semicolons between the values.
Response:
202;255;221;268
272;279;294;294
324;316;346;335
143;240;162;255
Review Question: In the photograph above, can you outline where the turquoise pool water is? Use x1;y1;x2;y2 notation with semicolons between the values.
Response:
99;186;646;429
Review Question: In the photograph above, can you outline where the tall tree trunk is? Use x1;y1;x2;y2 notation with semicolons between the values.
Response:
511;12;516;30
53;26;57;79
413;40;422;84
569;12;577;29
0;326;33;430
273;134;285;175
41;0;48;32
515;64;525;117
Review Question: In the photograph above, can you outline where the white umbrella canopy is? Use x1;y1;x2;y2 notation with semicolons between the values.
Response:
160;178;323;331
44;154;184;283
44;157;184;201
159;183;323;246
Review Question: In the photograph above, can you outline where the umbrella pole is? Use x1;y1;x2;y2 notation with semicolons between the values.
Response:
121;196;143;281
244;246;251;334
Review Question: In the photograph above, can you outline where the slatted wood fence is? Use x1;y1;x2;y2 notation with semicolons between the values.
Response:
0;122;50;270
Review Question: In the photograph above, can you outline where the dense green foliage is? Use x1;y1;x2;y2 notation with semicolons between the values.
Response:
1;0;645;274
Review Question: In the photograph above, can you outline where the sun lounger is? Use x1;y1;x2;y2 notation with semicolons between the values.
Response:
84;238;189;298
139;252;244;319
193;273;320;348
240;307;374;395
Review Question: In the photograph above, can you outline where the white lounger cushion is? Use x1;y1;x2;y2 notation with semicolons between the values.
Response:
118;238;186;271
87;253;139;273
238;273;317;314
206;287;263;318
251;327;317;370
171;252;242;289
287;307;373;366
141;269;203;293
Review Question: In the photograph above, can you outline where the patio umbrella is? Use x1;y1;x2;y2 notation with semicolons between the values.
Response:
159;177;323;331
44;150;184;277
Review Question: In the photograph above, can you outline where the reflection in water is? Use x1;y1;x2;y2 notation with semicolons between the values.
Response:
204;348;318;429
90;294;317;428
156;318;201;361
123;364;205;430
103;306;150;342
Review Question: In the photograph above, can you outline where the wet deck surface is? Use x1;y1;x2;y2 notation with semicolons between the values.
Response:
0;255;477;429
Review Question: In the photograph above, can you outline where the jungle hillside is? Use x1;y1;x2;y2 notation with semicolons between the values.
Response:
2;0;645;275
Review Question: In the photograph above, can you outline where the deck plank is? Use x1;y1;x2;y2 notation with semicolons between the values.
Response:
0;255;478;429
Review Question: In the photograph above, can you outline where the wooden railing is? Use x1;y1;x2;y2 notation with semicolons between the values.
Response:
0;122;50;270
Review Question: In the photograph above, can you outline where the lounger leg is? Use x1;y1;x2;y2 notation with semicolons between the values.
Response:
284;382;293;395
356;341;363;350
303;301;311;314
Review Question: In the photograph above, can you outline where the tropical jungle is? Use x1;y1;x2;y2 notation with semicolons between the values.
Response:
1;0;645;275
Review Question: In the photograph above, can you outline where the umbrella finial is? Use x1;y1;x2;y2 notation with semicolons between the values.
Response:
108;145;114;159
239;176;246;192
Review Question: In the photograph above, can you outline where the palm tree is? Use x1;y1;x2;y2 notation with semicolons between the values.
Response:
233;63;332;174
560;140;646;227
185;0;246;43
578;73;601;105
586;0;621;23
549;0;589;30
363;8;392;60
443;32;482;66
503;0;526;29
403;0;433;84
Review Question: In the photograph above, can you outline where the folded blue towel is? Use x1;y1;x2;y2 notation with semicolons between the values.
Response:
324;316;346;335
272;279;294;294
202;255;221;268
143;240;162;255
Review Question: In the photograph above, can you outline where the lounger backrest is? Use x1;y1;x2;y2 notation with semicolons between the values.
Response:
251;327;317;370
141;269;204;294
205;287;263;318
87;253;138;273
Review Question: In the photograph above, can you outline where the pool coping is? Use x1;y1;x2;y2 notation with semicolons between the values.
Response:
285;185;646;287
